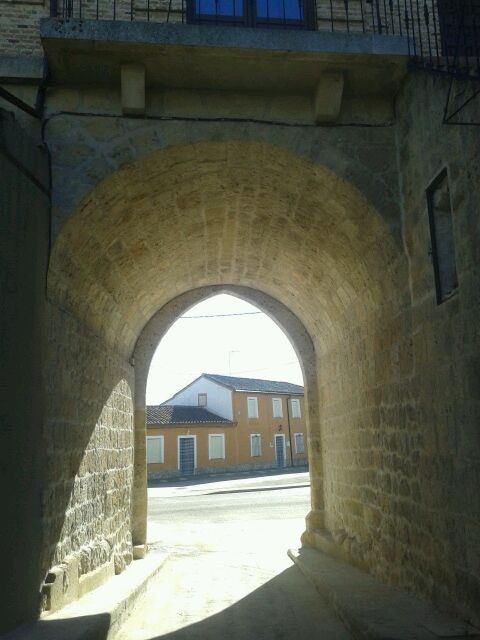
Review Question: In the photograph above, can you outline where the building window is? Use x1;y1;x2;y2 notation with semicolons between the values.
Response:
208;434;225;460
427;169;458;304
272;397;283;418
146;436;164;463
291;398;301;418
294;433;305;455
187;0;314;29
247;397;259;418
198;393;207;407
250;434;262;457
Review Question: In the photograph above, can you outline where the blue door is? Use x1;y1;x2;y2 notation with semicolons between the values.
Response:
275;434;285;468
179;437;195;475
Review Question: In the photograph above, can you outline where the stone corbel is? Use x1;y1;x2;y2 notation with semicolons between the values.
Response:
313;72;344;124
121;63;146;116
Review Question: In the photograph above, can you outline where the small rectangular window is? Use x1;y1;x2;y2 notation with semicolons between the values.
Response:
250;434;262;457
208;434;225;460
291;399;301;418
198;393;207;407
294;433;305;454
272;397;283;418
146;436;164;463
247;397;259;418
427;169;458;304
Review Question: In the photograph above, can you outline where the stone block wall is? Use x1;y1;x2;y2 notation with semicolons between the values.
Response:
41;300;135;609
0;0;47;56
394;71;480;624
316;72;480;628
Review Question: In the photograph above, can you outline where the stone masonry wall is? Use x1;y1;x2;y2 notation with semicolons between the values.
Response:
0;0;48;56
42;299;135;599
395;72;480;624
317;72;480;628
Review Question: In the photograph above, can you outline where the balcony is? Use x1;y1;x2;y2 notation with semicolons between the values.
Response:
38;1;478;123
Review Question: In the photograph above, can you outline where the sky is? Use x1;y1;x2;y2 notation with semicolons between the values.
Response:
146;294;304;404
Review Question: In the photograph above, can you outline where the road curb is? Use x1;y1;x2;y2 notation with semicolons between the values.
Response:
3;552;169;640
288;547;480;640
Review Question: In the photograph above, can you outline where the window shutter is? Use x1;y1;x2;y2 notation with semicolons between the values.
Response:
291;399;301;418
251;434;261;456
146;436;164;463
247;397;258;418
209;434;225;459
272;398;283;418
295;433;305;454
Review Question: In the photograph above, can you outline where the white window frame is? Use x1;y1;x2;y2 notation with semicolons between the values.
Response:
272;397;283;418
291;398;301;418
198;393;207;407
146;435;164;464
250;433;262;457
177;435;197;471
294;432;305;455
208;433;225;460
247;396;259;419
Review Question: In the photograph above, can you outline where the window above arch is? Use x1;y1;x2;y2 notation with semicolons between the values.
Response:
187;0;315;29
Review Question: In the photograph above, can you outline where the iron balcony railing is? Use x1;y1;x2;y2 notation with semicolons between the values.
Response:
50;0;480;80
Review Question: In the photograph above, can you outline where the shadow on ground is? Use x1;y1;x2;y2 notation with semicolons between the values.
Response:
27;565;349;640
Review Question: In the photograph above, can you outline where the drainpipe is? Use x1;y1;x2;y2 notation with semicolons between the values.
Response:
285;395;294;468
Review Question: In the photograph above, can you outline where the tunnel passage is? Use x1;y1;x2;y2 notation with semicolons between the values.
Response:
43;138;428;618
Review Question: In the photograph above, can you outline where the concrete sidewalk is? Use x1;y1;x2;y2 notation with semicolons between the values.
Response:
148;469;310;498
289;547;480;640
2;552;168;640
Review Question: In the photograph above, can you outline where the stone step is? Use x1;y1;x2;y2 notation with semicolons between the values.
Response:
288;546;480;640
2;551;169;640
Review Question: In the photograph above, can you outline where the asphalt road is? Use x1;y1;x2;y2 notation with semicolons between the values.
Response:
115;471;352;640
148;471;311;527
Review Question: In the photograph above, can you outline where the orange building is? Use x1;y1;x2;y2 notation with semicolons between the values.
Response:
146;374;307;479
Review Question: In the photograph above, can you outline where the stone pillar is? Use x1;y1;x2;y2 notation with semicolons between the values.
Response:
132;406;148;557
301;369;326;546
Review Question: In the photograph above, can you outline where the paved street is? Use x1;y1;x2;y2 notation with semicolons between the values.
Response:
115;470;353;640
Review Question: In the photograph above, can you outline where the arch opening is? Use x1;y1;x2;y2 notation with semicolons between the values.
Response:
132;285;323;550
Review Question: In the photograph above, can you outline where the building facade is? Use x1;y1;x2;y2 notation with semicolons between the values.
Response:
2;0;480;633
146;374;307;478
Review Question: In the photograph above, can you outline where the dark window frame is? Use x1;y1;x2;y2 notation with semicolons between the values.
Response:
186;0;316;30
426;167;458;305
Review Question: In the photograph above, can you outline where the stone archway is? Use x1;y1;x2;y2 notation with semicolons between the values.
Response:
44;138;407;614
131;285;323;554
